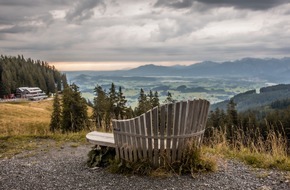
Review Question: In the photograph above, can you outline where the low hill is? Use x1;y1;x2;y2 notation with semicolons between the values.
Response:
211;84;290;112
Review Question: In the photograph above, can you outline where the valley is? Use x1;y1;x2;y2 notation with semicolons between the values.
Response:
66;73;268;108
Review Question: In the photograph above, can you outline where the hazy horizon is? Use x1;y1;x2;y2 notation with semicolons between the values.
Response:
52;61;195;71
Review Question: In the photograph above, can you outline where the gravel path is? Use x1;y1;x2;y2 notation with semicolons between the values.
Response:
0;143;289;190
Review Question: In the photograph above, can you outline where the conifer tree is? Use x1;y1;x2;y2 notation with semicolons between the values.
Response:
164;91;175;103
136;88;150;115
49;92;61;132
61;83;88;132
109;83;118;119
93;85;109;129
152;91;160;108
148;90;154;108
116;86;127;119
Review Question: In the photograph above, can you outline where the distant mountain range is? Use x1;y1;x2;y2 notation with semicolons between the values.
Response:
65;57;290;83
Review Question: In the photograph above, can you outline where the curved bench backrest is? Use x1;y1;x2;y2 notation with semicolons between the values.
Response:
112;99;210;166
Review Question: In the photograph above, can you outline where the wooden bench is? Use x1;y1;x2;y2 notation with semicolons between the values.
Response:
86;99;210;167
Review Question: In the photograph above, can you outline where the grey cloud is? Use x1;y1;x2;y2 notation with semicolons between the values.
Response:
65;0;105;24
0;25;36;34
154;0;194;9
154;0;290;10
0;0;71;7
0;12;54;34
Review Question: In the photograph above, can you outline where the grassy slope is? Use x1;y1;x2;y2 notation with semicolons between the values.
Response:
0;99;91;158
0;100;52;136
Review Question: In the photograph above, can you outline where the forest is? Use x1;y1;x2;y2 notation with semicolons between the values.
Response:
0;55;67;98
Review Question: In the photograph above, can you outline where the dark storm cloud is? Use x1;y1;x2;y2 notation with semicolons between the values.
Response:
154;0;289;10
65;0;105;24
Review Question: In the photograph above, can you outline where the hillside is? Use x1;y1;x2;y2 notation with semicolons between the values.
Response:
211;84;290;112
0;55;67;98
0;100;53;136
0;98;93;137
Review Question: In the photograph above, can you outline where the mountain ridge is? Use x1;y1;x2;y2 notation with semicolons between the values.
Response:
65;57;290;83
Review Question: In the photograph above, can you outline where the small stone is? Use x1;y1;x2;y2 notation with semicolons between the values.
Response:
257;185;272;190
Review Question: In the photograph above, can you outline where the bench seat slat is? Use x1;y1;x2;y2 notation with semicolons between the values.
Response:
86;131;115;147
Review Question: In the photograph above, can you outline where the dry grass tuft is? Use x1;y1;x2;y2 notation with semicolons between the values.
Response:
204;127;290;171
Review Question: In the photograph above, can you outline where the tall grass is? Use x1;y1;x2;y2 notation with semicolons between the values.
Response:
204;125;290;171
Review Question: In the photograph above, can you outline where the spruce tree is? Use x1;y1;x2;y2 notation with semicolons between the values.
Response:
109;83;118;119
164;91;175;103
93;85;109;129
152;91;160;108
136;88;150;115
61;83;88;132
116;86;127;119
148;90;154;108
49;92;61;132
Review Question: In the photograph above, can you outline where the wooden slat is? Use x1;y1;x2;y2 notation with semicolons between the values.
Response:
198;100;210;145
183;101;195;148
185;101;195;134
160;105;166;165
171;102;181;162
120;121;129;161
190;100;201;133
129;119;138;162
145;111;153;161
140;114;147;159
134;117;143;159
166;103;173;162
112;121;120;160
177;101;188;160
152;107;159;166
125;120;133;162
116;121;124;160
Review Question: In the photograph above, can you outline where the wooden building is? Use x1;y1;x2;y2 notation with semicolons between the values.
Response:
16;87;48;100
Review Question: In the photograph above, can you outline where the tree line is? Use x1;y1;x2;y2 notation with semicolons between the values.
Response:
93;83;175;131
50;83;89;133
50;82;175;133
0;55;67;98
206;99;290;148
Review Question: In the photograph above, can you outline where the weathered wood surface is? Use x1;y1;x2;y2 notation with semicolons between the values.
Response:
86;131;115;147
112;99;210;166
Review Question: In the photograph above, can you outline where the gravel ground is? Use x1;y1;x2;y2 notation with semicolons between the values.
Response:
0;143;289;190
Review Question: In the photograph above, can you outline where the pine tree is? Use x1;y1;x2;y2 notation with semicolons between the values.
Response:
164;91;175;103
117;86;127;119
109;83;118;119
136;88;150;115
93;85;109;129
61;83;88;132
152;91;160;108
49;92;61;132
148;90;154;108
226;99;238;142
227;99;238;126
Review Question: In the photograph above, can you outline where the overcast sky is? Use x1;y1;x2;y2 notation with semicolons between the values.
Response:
1;0;290;70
